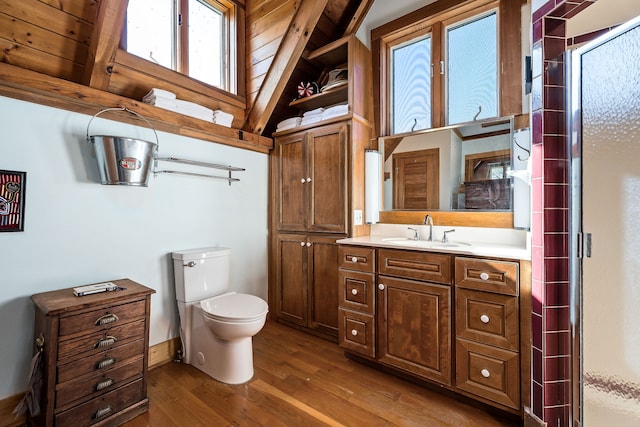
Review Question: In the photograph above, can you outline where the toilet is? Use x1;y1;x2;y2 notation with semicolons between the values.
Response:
172;247;268;384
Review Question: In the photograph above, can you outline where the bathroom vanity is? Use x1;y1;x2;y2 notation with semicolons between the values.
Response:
337;226;531;416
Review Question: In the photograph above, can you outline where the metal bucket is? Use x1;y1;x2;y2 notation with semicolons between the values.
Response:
86;107;159;186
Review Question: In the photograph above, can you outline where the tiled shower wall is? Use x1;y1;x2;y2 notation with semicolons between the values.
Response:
530;0;596;425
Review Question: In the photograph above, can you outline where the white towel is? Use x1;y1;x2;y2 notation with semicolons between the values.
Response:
301;116;323;126
175;99;214;117
143;97;178;110
277;117;301;129
321;104;349;120
213;110;234;127
142;88;176;102
303;107;325;118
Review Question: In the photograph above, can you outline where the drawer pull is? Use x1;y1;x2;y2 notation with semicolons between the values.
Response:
94;405;113;420
378;284;385;291
300;178;306;183
300;241;305;247
480;314;490;324
95;313;119;326
95;336;118;348
481;369;491;378
96;356;116;369
351;289;358;296
306;242;312;247
95;378;114;391
351;329;358;336
351;256;358;263
480;272;490;281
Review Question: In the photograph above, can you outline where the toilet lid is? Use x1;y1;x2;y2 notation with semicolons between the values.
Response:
201;293;268;321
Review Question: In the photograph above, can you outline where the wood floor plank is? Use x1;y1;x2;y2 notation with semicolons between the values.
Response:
123;321;521;427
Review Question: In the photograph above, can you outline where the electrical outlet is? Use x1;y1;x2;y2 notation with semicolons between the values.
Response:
354;209;363;226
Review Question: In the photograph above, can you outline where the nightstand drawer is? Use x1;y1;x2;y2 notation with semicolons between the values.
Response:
59;299;147;338
455;257;519;295
58;320;146;361
456;288;519;351
338;246;375;272
455;339;520;409
338;309;375;358
339;270;375;314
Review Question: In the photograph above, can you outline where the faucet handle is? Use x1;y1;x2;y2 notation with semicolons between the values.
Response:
442;229;455;243
407;227;419;241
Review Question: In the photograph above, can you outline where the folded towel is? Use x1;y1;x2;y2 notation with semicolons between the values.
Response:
213;110;234;123
277;117;301;128
322;104;349;120
175;99;214;117
143;88;176;102
303;107;325;118
143;97;178;110
301;116;323;126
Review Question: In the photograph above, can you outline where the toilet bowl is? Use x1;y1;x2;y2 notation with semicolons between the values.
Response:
173;247;268;384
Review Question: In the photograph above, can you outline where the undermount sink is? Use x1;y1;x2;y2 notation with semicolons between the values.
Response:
381;237;412;242
379;238;471;249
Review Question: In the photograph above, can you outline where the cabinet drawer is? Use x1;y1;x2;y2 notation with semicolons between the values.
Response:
59;299;147;338
56;357;144;408
455;257;518;295
57;338;145;384
338;246;375;272
456;289;519;351
338;309;375;358
339;270;375;314
58;320;146;361
54;378;145;427
378;249;452;284
455;339;520;410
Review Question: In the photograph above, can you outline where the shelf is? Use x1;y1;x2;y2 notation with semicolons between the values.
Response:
306;35;350;67
289;85;348;111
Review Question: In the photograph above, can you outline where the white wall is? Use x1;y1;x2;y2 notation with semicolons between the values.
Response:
0;96;269;399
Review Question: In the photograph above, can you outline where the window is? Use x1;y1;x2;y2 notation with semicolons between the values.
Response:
125;0;235;91
373;0;521;136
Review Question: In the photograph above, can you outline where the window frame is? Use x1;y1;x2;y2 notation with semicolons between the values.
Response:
372;0;521;137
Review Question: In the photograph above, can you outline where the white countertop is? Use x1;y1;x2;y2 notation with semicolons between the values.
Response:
337;224;531;261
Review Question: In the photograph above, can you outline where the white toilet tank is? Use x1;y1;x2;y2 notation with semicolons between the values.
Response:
172;247;231;303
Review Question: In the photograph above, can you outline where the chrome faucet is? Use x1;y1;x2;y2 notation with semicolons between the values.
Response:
407;227;419;240
423;214;434;241
442;229;455;243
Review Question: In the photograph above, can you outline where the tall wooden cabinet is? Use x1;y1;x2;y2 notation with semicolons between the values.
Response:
270;35;373;340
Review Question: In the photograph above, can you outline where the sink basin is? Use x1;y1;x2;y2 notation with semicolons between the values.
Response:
379;238;472;249
381;237;412;242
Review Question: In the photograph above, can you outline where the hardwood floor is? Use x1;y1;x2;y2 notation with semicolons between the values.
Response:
123;321;521;427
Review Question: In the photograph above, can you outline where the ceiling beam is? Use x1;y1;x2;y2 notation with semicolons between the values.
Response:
341;0;375;36
242;0;328;135
83;0;129;90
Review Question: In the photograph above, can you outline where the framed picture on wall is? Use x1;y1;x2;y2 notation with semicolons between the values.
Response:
0;170;26;232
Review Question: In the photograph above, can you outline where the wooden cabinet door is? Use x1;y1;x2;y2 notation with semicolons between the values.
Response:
377;275;452;386
276;234;308;327
307;236;339;336
277;132;307;232
307;123;347;233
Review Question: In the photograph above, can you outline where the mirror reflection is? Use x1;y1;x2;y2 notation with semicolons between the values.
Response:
379;116;514;211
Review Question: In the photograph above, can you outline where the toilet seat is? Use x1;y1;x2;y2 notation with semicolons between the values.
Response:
201;292;268;323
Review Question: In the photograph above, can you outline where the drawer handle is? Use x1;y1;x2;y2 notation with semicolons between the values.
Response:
351;329;358;336
94;405;113;420
351;256;358;263
481;369;491;378
300;178;306;183
300;241;305;247
480;314;490;324
95;378;114;391
95;336;118;348
95;313;119;326
351;289;358;296
96;356;116;369
306;242;312;247
378;284;385;290
480;272;490;281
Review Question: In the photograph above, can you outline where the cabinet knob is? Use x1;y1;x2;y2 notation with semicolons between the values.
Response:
481;369;491;378
351;256;358;263
300;178;306;183
306;242;312;247
480;272;490;281
378;284;385;290
300;241;305;247
351;329;358;336
306;177;312;183
351;289;358;296
480;314;490;324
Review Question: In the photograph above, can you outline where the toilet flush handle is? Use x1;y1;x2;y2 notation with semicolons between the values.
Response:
185;261;196;267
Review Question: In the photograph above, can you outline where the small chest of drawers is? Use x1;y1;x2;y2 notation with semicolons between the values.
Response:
29;279;154;427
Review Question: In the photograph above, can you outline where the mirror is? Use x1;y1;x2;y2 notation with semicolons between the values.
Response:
378;116;514;211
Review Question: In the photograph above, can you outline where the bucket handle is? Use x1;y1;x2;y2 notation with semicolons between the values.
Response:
86;107;159;152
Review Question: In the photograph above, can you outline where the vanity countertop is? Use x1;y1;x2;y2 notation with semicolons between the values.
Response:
337;224;531;261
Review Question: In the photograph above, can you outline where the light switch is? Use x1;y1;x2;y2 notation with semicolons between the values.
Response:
354;209;363;226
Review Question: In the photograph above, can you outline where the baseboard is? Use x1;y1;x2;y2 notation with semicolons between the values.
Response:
0;337;181;425
524;406;547;427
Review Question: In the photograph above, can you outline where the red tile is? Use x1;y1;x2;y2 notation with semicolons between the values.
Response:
532;111;543;143
544;306;570;331
532;177;544;211
532;249;544;282
544;84;566;111
572;27;610;45
564;0;596;19
533;347;543;384
545;355;571;382
533;1;555;22
545;281;570;306
533;19;543;43
544;208;568;232
543;135;568;160
532;212;544;245
543;36;566;60
543;110;566;136
543;405;570;426
543;380;571;407
533;313;543;349
544;17;566;37
544;184;568;209
545;331;571;357
545;59;566;86
543;256;569;282
544;233;569;257
544;159;568;184
533;382;544;418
